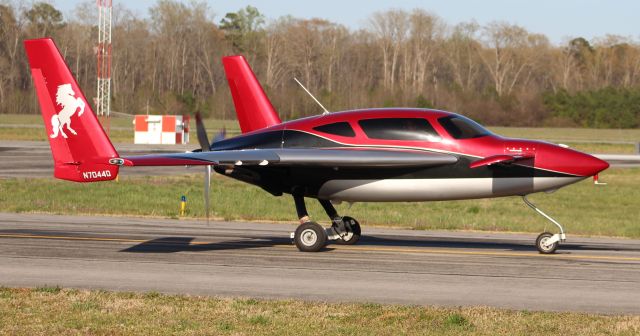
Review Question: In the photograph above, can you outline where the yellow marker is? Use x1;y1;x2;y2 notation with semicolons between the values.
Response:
180;195;187;216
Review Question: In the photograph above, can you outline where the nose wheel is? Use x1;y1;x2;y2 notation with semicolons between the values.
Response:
536;232;559;254
523;196;566;254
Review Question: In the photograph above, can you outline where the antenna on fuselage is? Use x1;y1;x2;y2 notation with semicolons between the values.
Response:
293;77;330;115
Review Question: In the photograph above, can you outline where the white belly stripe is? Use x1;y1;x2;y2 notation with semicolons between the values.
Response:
318;177;583;202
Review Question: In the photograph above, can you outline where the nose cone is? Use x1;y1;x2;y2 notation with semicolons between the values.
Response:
592;155;609;174
575;152;609;176
538;145;609;177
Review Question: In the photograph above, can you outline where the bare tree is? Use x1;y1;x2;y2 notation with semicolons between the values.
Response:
399;10;442;94
263;19;287;88
478;22;539;97
445;22;482;93
369;10;409;90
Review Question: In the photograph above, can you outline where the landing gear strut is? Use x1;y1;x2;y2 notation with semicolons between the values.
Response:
523;195;566;254
291;190;361;252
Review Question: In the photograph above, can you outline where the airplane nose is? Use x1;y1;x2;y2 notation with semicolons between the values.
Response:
578;152;609;176
540;146;610;177
535;144;609;177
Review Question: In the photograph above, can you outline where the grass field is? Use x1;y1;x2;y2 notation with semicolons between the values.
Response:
1;114;638;153
0;114;238;130
0;126;135;143
0;287;638;335
1;168;638;238
0;114;237;144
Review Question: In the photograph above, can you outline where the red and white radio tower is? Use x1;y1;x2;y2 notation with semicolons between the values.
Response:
96;0;112;126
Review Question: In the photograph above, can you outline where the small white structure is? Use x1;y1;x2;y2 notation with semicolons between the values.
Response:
134;115;190;145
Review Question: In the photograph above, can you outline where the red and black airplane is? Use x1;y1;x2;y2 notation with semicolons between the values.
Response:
24;38;609;254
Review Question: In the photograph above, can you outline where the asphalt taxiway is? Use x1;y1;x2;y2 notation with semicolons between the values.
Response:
1;212;639;314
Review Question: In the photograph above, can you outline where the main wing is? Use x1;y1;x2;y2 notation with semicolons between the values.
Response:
123;148;458;168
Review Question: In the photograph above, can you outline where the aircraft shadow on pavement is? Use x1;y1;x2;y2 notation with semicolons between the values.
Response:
118;235;631;253
120;236;294;253
360;235;634;252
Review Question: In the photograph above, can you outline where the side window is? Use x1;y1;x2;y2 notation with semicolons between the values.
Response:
358;118;441;142
313;122;356;137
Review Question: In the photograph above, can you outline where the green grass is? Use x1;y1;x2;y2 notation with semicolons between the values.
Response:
0;126;134;143
34;285;62;294
1;168;639;238
0;287;638;335
0;114;240;143
444;313;471;329
0;114;138;129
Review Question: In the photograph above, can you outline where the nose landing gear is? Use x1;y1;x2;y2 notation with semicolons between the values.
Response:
523;195;566;254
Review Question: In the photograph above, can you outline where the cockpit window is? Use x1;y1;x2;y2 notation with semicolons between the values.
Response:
437;115;491;139
313;121;356;137
358;118;442;142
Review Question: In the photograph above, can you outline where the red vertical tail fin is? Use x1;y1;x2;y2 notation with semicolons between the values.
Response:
24;38;119;182
222;55;281;133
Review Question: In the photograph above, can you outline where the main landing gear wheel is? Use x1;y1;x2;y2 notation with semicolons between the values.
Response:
294;221;327;252
536;232;558;254
333;216;361;245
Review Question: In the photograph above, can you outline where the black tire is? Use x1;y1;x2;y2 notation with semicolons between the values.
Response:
536;232;558;254
294;221;327;252
334;216;361;245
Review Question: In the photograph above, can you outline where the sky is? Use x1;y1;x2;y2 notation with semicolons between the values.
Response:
53;0;639;45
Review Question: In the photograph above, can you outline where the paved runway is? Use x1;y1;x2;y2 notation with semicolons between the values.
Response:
1;212;639;314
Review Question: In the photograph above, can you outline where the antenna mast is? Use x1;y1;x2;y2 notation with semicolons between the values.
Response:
96;0;112;130
294;77;329;115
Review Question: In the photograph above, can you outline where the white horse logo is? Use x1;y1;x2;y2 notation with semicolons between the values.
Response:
50;83;85;138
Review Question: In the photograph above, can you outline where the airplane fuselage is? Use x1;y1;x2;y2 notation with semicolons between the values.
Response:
212;108;608;202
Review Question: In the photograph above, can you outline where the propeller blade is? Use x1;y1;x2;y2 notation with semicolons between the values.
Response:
204;165;211;224
195;111;210;151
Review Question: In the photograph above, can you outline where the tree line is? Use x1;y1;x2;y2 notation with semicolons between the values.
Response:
1;1;640;128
